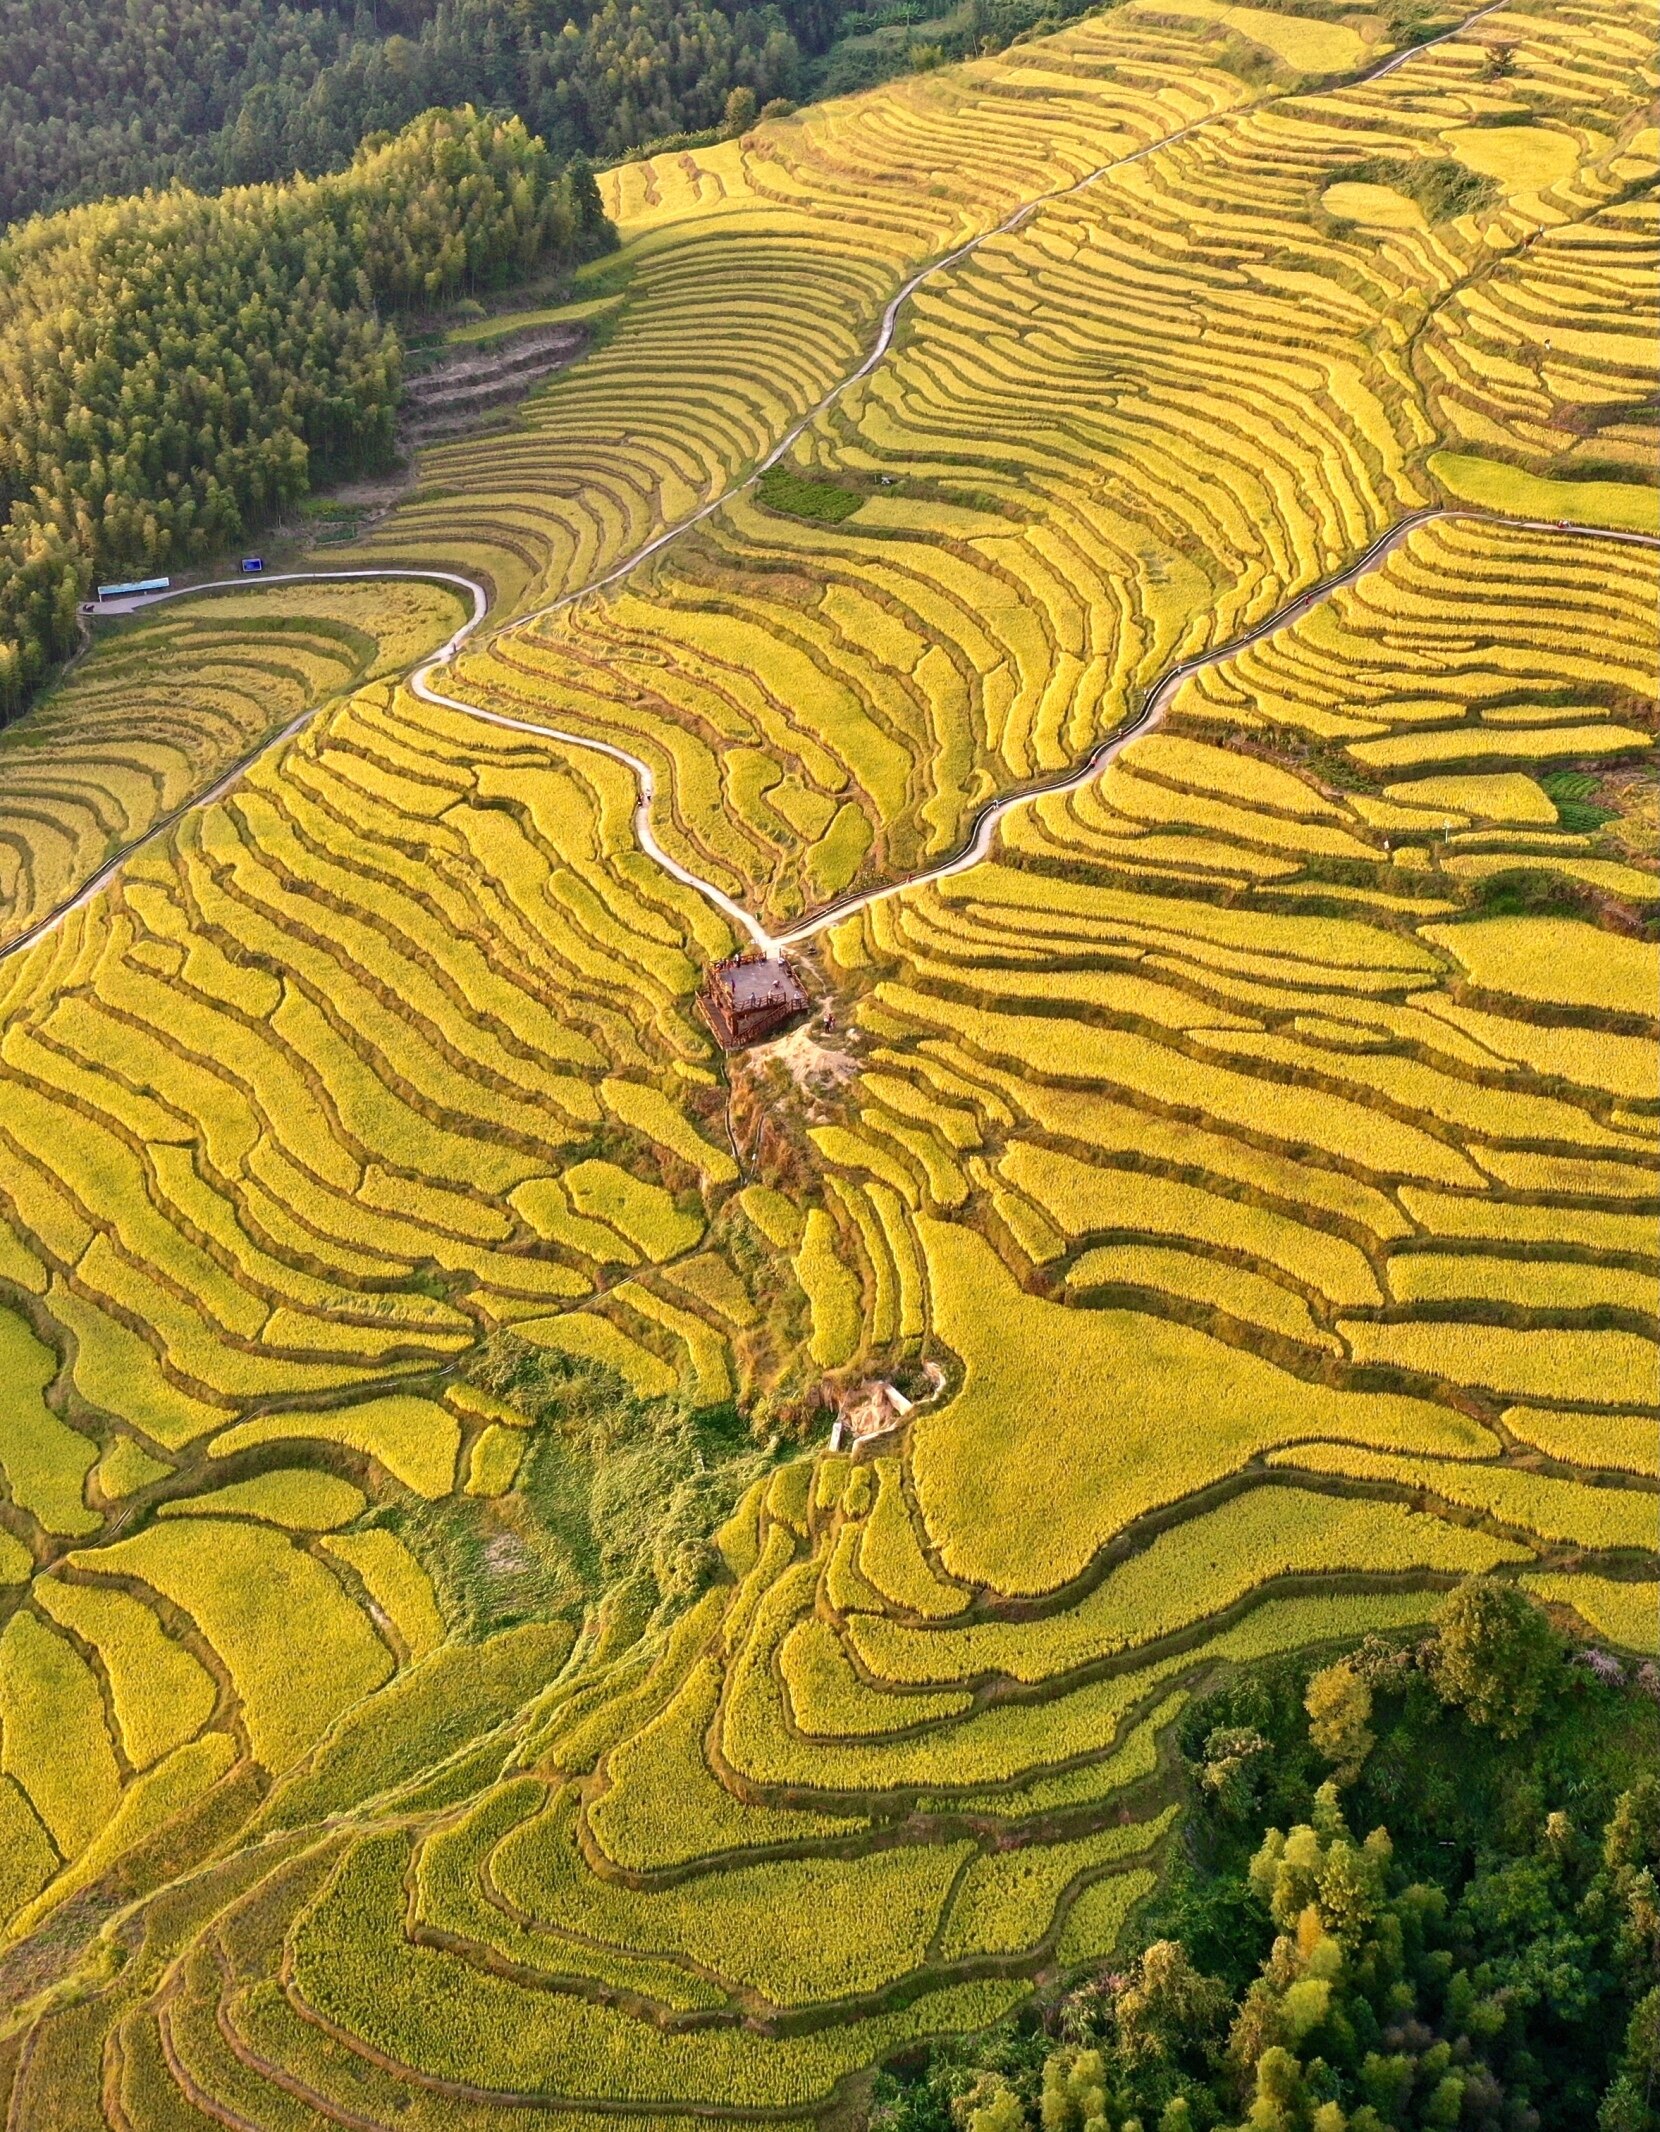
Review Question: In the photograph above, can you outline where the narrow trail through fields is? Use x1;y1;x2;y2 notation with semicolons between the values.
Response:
4;0;1648;975
413;510;1660;957
0;570;487;963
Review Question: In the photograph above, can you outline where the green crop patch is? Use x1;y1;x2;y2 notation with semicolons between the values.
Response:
758;466;868;523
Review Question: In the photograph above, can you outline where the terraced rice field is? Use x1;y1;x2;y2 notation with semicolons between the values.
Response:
447;0;1657;925
0;580;471;954
0;0;1654;2122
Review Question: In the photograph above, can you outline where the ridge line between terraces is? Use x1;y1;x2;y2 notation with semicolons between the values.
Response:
409;509;1660;959
0;0;1631;967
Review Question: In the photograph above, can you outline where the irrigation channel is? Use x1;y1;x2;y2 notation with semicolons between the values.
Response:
8;0;1655;972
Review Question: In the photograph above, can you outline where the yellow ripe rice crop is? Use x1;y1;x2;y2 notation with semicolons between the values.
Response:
1406;996;1659;1101
851;1486;1522;1689
1144;0;1365;70
878;987;1480;1187
601;1077;738;1184
1322;181;1424;230
33;1576;218;1770
1385;1250;1655;1318
590;1656;864;1874
0;1778;65;1928
64;1518;393;1771
0;1306;98;1536
856;1458;972;1620
1444;853;1660;904
2;0;1658;2109
795;1208;864;1367
1383;774;1558;825
1421;918;1659;1020
320;1529;447;1661
939;1811;1175;1962
1125;734;1348;820
739;1184;807;1251
1348;724;1650;773
1522;1572;1658;1655
1429;452;1660;536
0;1609;122;1859
0;583;468;951
781;1612;973;1734
1001;1140;1381;1308
1503;1407;1658;1478
514;1309;681;1397
160;1475;364;1526
464;1423;526;1497
1399;1187;1657;1259
910;1221;1497;1596
1066;1242;1338;1350
1339;1320;1657;1409
208;1395;462;1498
8;1732;238;1944
562;1159;705;1262
1264;1442;1656;1554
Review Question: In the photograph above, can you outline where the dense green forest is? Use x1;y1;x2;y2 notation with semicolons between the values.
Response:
0;0;1108;229
0;104;612;716
0;0;828;227
875;1584;1660;2132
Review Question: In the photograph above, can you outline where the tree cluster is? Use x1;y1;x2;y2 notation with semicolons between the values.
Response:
0;0;844;230
873;1583;1660;2132
0;105;613;717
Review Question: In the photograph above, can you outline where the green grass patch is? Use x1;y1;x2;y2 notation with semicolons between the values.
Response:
389;1342;771;1637
443;294;623;346
1539;770;1618;832
1327;154;1495;222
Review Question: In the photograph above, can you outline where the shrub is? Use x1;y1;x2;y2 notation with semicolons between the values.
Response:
1428;1578;1559;1740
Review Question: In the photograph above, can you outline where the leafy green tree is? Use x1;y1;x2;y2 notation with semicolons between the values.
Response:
1427;1577;1559;1739
1305;1664;1374;1785
874;1586;1657;2132
0;0;849;229
1599;1988;1660;2132
0;105;614;717
1040;2046;1111;2130
959;2074;1029;2132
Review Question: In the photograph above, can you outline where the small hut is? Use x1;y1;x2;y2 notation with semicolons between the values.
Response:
837;1380;914;1443
698;951;809;1051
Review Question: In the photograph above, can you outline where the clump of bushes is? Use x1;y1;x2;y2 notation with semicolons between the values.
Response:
874;1581;1660;2132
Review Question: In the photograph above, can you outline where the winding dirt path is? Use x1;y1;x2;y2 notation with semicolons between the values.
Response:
4;0;1647;970
414;507;1659;957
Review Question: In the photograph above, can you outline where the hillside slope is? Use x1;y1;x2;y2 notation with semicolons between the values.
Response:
0;0;1653;2123
0;0;834;227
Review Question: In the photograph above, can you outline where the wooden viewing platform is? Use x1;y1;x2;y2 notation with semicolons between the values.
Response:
697;951;809;1050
